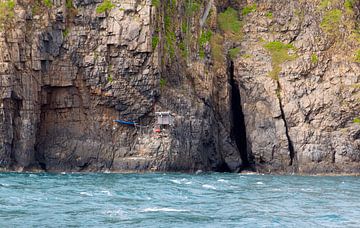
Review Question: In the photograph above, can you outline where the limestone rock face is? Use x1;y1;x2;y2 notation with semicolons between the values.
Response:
0;0;160;171
0;0;359;174
234;0;360;173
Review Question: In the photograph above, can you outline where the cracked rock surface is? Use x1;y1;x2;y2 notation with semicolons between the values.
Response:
0;0;359;174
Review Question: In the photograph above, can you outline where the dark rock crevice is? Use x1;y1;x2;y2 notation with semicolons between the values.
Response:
276;82;296;166
6;93;22;168
228;60;252;171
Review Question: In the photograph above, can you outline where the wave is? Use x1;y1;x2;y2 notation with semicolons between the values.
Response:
217;179;228;183
141;207;190;212
100;190;113;196
80;192;93;196
202;184;216;190
170;179;182;184
104;209;128;219
170;178;192;185
300;188;316;192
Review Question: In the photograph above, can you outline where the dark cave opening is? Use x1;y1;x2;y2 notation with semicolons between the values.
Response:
215;161;232;173
228;61;251;171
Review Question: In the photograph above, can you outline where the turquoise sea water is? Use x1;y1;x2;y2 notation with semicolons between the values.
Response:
0;172;359;227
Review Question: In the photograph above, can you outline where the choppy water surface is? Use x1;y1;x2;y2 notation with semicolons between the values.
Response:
0;172;359;227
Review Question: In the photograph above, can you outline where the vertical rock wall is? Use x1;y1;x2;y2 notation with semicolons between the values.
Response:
0;0;359;174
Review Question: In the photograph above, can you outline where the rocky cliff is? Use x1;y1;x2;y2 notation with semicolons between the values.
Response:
0;0;359;174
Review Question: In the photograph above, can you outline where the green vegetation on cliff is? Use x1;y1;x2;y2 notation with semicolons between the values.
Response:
318;0;331;10
344;0;354;11
264;41;297;80
199;30;212;59
152;36;159;50
186;0;200;16
96;0;114;14
63;28;70;37
163;2;176;60
311;53;319;63
218;7;242;40
0;0;15;29
320;9;342;34
152;0;160;8
229;47;240;60
43;0;52;8
159;78;167;88
355;50;360;63
242;3;257;16
265;12;273;19
210;34;225;68
66;0;73;9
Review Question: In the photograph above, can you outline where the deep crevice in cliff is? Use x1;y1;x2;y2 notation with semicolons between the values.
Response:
5;93;22;168
276;82;295;166
228;61;251;171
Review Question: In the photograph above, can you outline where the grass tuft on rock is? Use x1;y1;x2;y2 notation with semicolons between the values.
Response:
63;28;70;37
160;78;167;88
66;0;73;9
319;0;331;10
344;0;354;11
96;0;115;14
265;12;273;19
210;34;225;69
242;3;256;16
311;53;318;63
353;117;360;124
264;41;297;80
355;50;360;63
229;47;240;60
152;0;160;8
218;7;243;40
0;0;15;29
198;30;212;59
107;74;113;83
152;36;159;50
43;0;52;8
320;9;342;34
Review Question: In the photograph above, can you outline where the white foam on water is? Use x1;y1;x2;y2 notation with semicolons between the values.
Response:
256;182;264;185
100;190;112;196
170;178;190;185
202;184;217;190
141;207;190;212
170;179;182;184
195;170;203;174
80;192;93;196
104;209;127;219
0;183;10;187
217;179;228;183
61;172;66;175
301;188;316;192
240;172;257;175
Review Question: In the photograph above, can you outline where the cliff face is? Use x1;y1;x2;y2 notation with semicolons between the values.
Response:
0;0;359;174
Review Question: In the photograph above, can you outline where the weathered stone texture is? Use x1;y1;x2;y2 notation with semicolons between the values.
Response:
234;0;360;173
0;0;359;174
